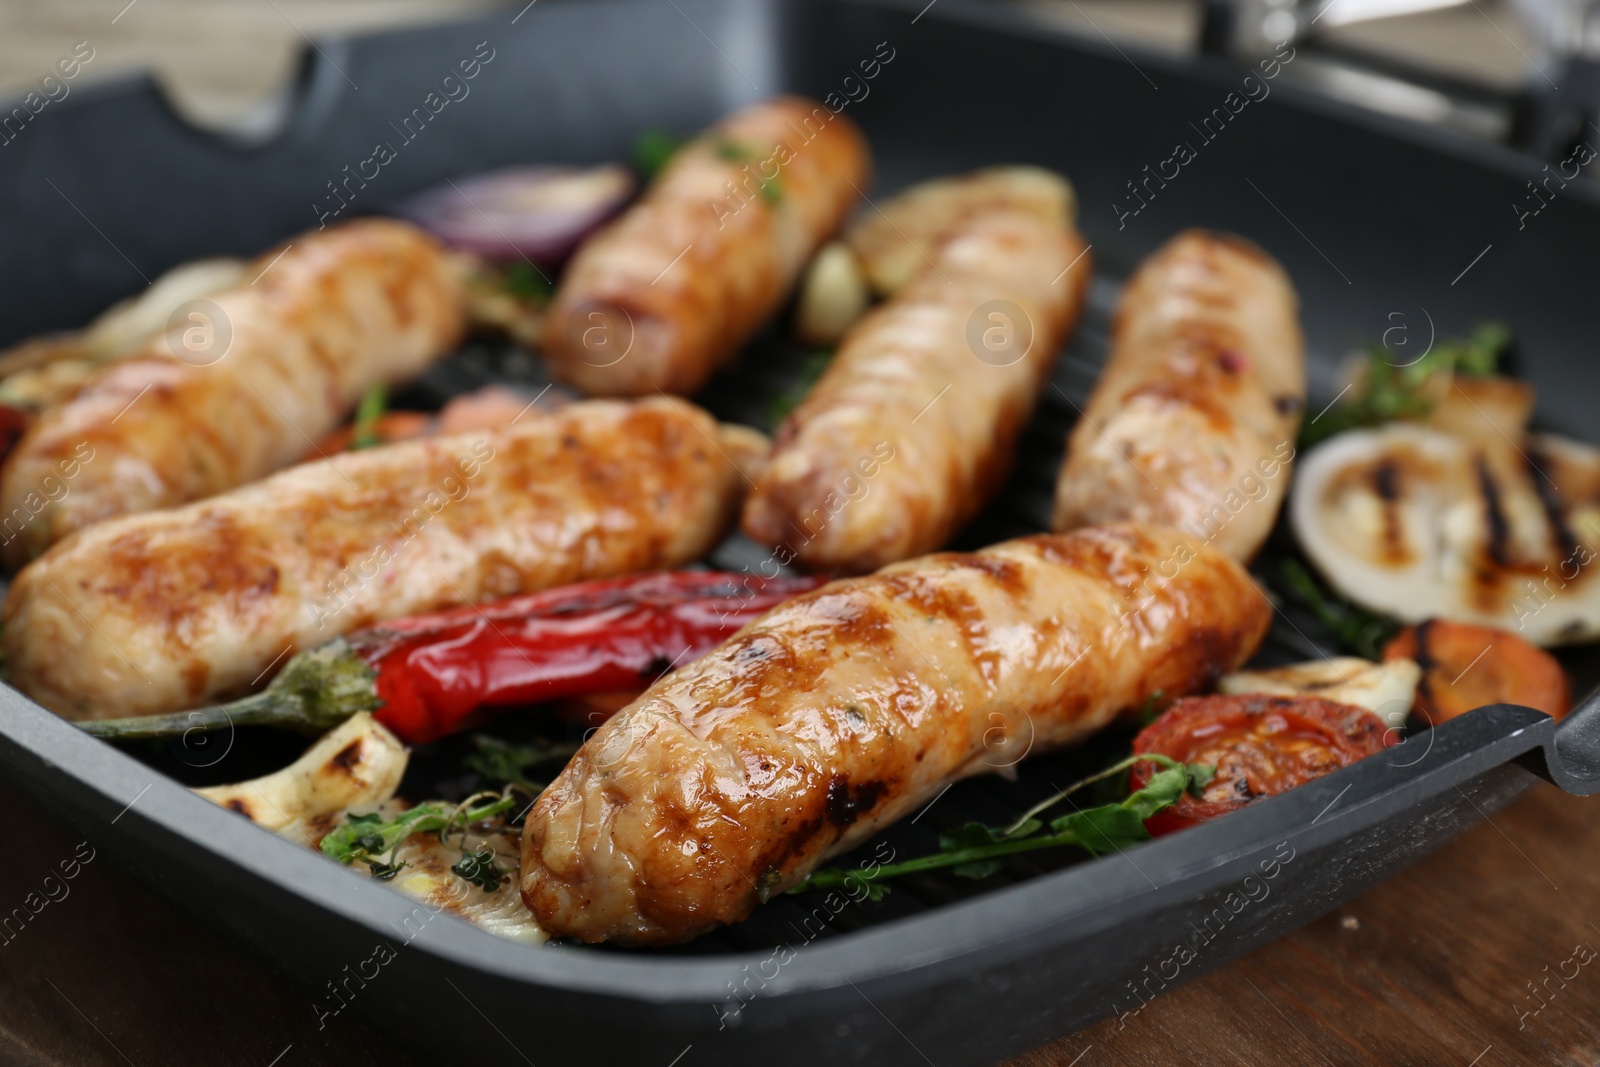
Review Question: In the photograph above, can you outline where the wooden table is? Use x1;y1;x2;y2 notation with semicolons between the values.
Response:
1;779;1593;1067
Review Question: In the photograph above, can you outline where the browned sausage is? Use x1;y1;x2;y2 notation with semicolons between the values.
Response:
520;523;1271;945
541;96;870;395
3;398;759;720
0;219;466;569
742;198;1091;572
1052;230;1305;562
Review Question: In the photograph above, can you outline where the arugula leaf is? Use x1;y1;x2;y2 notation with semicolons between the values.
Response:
851;877;892;901
938;821;1006;852
788;755;1213;896
633;128;685;178
1048;804;1149;857
451;846;506;892
1120;762;1190;819
1273;557;1401;660
952;859;1005;880
1301;321;1510;447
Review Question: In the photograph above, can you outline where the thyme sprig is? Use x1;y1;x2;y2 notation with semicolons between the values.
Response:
320;792;519;882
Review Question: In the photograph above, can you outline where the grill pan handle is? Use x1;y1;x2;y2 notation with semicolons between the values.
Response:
1195;0;1600;160
1541;687;1600;792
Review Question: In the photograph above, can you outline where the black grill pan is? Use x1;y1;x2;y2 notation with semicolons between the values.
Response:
1;1;1599;1064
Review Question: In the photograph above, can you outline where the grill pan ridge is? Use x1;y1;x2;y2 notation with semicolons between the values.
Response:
0;1;1598;1063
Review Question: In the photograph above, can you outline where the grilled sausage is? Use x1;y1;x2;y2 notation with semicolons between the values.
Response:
1052;230;1304;562
742;203;1092;573
520;523;1271;945
4;398;756;720
844;165;1076;297
0;219;466;569
541;96;870;396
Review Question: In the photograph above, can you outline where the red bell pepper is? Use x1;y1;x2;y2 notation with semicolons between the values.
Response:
81;571;825;745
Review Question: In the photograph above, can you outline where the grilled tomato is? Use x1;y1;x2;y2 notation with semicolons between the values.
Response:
1130;693;1390;835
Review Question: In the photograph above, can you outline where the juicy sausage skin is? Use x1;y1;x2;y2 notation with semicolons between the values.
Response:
3;399;753;720
520;523;1271;945
541;96;870;396
743;207;1092;573
0;219;466;569
1052;230;1305;562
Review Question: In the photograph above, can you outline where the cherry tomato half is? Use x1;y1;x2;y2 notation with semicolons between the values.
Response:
1131;693;1391;835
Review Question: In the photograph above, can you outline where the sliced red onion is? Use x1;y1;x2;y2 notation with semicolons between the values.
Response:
398;164;635;267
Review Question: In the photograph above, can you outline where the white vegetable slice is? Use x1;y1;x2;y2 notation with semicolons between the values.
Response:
194;711;407;831
348;802;547;946
1219;656;1420;728
198;715;546;944
1291;422;1600;645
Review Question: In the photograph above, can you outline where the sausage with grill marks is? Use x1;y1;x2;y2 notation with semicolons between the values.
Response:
3;398;759;721
742;199;1091;573
1052;229;1305;562
520;523;1271;945
0;219;467;569
540;96;870;396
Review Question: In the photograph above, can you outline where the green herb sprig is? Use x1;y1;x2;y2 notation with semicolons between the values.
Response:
501;261;553;305
350;384;388;451
633;128;685;178
712;137;751;163
788;754;1213;896
769;350;833;426
320;794;518;881
1301;322;1510;447
1273;558;1401;661
450;846;507;892
462;735;579;795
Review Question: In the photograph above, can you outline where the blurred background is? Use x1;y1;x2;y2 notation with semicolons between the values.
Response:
0;0;1583;150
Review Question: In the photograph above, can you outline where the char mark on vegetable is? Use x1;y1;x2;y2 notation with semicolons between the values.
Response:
329;740;365;774
1474;454;1513;568
1526;447;1580;562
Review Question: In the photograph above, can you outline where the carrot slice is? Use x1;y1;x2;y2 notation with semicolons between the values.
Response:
1382;619;1570;724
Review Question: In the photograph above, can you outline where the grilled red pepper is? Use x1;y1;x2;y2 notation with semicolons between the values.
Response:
81;571;824;745
355;571;823;741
